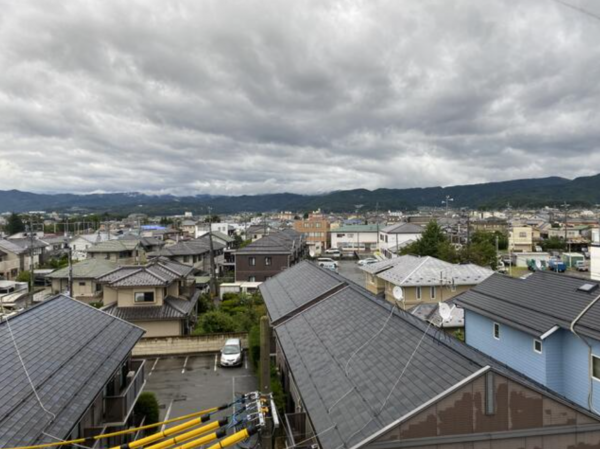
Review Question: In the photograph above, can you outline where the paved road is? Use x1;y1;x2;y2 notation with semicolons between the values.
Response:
337;259;366;285
141;353;257;428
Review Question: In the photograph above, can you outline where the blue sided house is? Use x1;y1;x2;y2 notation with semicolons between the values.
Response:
455;271;600;414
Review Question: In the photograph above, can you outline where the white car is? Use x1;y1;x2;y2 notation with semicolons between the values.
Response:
317;258;338;270
324;249;342;258
220;338;243;367
357;257;378;266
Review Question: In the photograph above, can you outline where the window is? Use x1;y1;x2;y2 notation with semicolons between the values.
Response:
249;257;256;266
78;281;86;287
534;339;543;354
416;286;422;300
248;276;256;282
315;223;321;228
493;322;500;340
135;292;155;303
430;286;436;300
519;232;527;238
265;257;272;266
593;355;600;381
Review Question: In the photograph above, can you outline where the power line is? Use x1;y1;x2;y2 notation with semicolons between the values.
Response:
553;0;600;22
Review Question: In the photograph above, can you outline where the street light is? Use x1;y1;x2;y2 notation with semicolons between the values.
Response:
442;195;454;216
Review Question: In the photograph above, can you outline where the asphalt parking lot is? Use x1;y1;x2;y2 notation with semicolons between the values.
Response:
140;353;258;428
337;259;366;285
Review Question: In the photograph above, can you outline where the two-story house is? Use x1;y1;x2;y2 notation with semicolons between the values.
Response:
46;258;117;303
0;294;146;448
148;236;225;273
329;224;379;254
0;238;37;280
455;271;600;415
378;222;423;258
234;229;306;282
508;225;533;252
100;258;200;337
86;237;165;265
363;255;494;309
257;262;600;449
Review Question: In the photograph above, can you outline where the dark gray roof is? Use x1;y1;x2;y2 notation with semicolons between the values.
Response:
0;295;144;447
259;261;345;323
0;239;26;255
97;258;193;287
455;271;600;340
150;237;224;257
103;292;199;321
236;229;304;255
267;264;599;449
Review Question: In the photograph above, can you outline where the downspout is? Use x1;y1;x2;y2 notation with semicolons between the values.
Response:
569;292;600;414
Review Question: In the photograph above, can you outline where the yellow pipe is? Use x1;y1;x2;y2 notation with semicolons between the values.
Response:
4;407;224;449
145;418;228;449
205;426;257;449
172;428;227;449
116;417;220;449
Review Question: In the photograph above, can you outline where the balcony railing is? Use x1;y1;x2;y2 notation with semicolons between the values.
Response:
285;413;317;449
104;359;146;425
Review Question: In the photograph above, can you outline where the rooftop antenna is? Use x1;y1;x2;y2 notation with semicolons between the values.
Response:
392;285;405;309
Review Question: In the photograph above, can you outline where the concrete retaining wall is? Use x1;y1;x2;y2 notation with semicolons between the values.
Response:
132;332;249;357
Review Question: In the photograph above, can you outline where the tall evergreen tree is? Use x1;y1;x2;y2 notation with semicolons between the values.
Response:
5;212;25;236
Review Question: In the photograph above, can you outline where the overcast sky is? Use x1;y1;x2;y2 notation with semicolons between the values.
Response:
1;0;600;196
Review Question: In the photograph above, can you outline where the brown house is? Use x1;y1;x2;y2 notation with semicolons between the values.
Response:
259;262;600;449
234;229;306;282
293;212;330;256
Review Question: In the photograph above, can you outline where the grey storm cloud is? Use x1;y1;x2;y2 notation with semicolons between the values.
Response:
1;0;600;195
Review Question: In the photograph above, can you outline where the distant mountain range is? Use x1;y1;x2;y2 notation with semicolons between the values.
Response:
2;174;600;215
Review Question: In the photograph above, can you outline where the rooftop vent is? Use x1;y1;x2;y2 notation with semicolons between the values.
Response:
577;283;599;293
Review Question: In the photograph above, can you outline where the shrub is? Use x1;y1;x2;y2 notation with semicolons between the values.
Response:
134;392;159;425
194;310;239;334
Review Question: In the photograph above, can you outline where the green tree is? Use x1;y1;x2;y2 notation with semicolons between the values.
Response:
194;310;238;334
204;214;221;223
134;392;160;425
541;236;566;251
400;221;458;262
16;270;31;283
5;213;25;235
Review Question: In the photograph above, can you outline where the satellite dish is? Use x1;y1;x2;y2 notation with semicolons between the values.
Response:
392;286;404;301
438;302;453;322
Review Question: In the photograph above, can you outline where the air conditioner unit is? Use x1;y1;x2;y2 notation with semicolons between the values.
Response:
126;371;135;380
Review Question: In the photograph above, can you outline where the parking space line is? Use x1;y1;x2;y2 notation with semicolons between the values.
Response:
149;357;160;376
181;356;189;374
161;399;174;431
214;354;218;371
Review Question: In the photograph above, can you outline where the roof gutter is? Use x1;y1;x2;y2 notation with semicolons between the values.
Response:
569;292;600;415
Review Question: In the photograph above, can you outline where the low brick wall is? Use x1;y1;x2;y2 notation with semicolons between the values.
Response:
132;332;249;357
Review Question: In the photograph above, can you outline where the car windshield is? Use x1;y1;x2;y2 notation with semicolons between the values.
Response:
223;345;239;355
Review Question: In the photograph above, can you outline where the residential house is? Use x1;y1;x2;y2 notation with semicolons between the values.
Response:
0;280;29;313
86;237;164;264
508;225;533;252
246;224;272;241
365;255;494;309
0;238;37;280
46;258;117;303
330;224;379;254
591;228;600;282
456;271;600;415
70;232;116;261
293;212;330;256
258;262;600;449
378;222;423;258
100;258;199;337
180;219;198;237
470;216;508;233
234;229;306;282
0;294;145;448
148;236;225;273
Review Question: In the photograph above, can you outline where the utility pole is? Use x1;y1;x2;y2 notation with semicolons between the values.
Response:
27;219;35;295
563;201;570;252
207;206;217;298
442;195;454;216
259;316;273;449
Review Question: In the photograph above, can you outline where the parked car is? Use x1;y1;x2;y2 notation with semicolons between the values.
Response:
357;257;378;266
317;258;338;270
220;338;243;367
324;249;342;258
576;260;589;272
